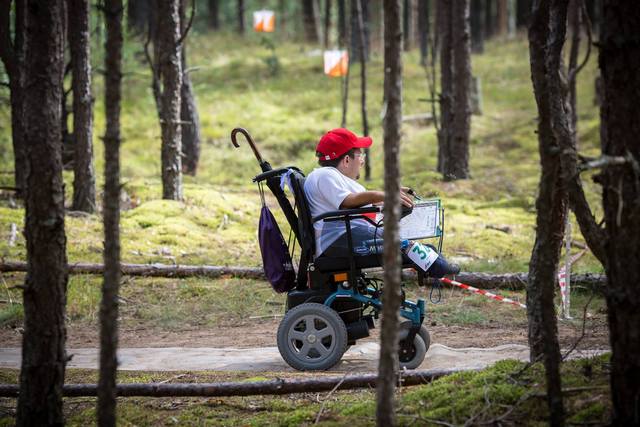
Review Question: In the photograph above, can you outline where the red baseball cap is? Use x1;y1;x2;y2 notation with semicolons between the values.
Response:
316;128;372;160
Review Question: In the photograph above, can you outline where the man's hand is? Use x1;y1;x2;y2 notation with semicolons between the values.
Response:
400;189;414;208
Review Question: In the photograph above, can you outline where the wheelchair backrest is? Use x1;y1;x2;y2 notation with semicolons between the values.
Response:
254;166;314;290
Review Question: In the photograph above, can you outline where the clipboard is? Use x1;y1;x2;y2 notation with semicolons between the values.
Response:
399;199;442;240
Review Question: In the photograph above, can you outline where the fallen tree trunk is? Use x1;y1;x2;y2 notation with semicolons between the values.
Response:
0;368;466;398
0;261;605;291
0;261;264;279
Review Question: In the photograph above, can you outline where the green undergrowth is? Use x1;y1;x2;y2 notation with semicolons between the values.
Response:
0;354;612;425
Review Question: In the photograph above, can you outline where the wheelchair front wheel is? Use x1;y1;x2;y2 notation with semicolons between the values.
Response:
277;303;348;371
398;323;430;370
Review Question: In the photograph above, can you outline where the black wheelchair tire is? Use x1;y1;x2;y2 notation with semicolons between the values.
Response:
398;323;430;370
277;303;348;371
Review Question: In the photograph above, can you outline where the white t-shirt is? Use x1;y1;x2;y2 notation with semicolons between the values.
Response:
304;167;374;256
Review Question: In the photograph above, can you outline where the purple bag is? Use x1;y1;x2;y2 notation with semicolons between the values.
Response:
258;205;296;293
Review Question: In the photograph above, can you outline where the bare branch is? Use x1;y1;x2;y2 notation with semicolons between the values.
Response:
177;0;196;48
578;154;628;172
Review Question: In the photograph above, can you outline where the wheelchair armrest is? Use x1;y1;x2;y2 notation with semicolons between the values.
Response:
313;206;381;223
252;166;301;183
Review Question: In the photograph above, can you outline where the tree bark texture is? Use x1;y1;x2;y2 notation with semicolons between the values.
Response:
208;0;219;30
98;1;123;425
437;0;453;173
355;0;371;181
417;0;429;65
599;1;640;423
527;1;568;425
0;0;26;197
302;0;320;42
69;0;96;213
16;1;68;425
471;0;485;53
350;0;370;62
444;0;472;181
567;0;581;140
179;0;200;176
0;368;463;398
156;0;183;201
497;0;508;34
377;1;403;425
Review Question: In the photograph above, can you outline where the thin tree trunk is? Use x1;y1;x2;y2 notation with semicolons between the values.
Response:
97;1;122;425
237;0;245;34
0;0;26;197
209;0;219;30
599;1;640;423
444;0;471;181
377;1;403;425
324;0;332;48
437;0;453;173
418;0;429;64
403;0;411;50
527;1;567;425
180;0;200;176
156;0;183;201
339;0;349;128
355;0;371;181
351;0;370;62
497;0;507;35
485;0;494;38
127;0;149;34
567;0;581;142
16;1;68;425
471;0;485;53
69;0;96;213
303;0;320;42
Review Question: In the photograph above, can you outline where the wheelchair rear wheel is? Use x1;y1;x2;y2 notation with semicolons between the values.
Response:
277;303;348;371
398;323;430;370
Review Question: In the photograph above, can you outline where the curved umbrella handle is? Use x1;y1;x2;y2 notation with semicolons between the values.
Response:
231;127;265;165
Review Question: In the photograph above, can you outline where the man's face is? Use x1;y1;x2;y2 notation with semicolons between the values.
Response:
342;149;365;180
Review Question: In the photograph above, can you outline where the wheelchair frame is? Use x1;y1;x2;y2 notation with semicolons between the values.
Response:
232;128;434;371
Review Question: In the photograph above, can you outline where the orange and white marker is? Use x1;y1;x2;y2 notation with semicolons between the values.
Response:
253;10;275;32
440;277;527;309
323;50;349;77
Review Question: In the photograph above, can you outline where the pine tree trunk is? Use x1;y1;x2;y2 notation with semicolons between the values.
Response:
237;0;245;34
156;0;183;201
180;0;201;176
0;0;26;197
324;0;332;48
567;0;581;140
16;1;68;425
376;1;403;425
403;0;411;50
599;2;640;423
497;0;508;35
437;0;453;173
209;0;219;30
485;0;495;38
127;0;149;34
418;0;429;65
444;0;471;181
303;0;320;42
471;0;485;53
355;0;371;180
516;0;532;28
527;1;567;425
338;0;347;46
69;0;96;213
350;0;370;62
97;1;122;425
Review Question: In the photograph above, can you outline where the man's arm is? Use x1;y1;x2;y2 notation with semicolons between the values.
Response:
340;190;413;209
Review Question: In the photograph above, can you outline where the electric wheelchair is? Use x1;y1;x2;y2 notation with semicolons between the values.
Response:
232;128;441;371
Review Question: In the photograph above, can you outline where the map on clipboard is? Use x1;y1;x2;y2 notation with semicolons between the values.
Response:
399;199;441;240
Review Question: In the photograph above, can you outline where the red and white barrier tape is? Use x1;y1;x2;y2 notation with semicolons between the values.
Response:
439;277;527;309
558;249;587;307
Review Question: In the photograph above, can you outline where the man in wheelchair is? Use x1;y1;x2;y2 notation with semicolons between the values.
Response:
304;128;460;278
